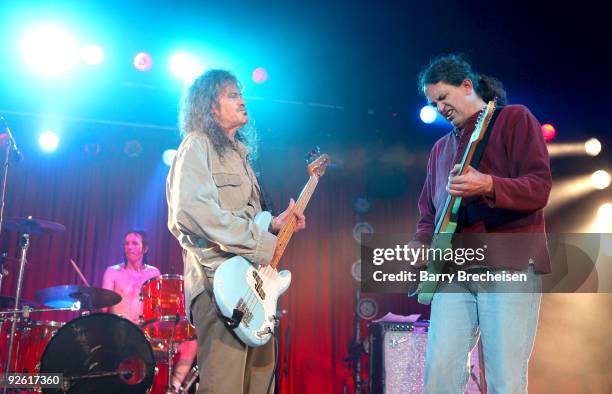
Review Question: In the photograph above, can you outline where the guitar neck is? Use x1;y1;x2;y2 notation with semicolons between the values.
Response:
270;175;319;268
433;102;496;236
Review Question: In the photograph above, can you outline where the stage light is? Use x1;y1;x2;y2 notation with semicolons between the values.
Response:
356;297;378;320
420;106;437;124
81;44;104;65
548;138;603;157
585;138;602;156
591;170;611;190
352;197;371;214
590;203;612;233
351;260;362;282
252;67;268;84
169;52;203;83
352;222;374;244
20;25;78;75
541;124;556;142
123;140;142;158
162;149;177;166
598;203;612;219
39;131;59;152
134;52;153;72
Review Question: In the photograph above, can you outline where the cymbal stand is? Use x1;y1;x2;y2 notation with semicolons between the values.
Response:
2;232;30;394
0;259;6;296
165;341;179;394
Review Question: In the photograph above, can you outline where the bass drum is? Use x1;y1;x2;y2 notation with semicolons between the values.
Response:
39;313;155;394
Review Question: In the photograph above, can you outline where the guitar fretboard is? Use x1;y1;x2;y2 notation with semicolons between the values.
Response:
270;175;319;268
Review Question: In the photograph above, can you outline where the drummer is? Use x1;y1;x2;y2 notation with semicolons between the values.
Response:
102;230;160;321
102;229;197;392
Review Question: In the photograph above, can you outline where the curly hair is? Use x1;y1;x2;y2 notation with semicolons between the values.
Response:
418;54;507;105
178;69;257;159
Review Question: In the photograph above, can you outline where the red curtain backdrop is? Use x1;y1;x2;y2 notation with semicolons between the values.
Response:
0;136;427;393
3;130;612;394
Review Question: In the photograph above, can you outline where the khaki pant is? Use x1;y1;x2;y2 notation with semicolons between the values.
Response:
191;292;275;394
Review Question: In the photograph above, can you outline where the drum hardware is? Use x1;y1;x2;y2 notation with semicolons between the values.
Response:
140;275;196;394
0;253;20;296
2;217;65;394
178;365;199;394
0;303;84;318
0;295;39;310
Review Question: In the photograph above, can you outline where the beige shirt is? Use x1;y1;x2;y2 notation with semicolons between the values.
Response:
166;133;277;317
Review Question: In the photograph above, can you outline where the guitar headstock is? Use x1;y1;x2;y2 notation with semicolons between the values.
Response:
305;147;331;177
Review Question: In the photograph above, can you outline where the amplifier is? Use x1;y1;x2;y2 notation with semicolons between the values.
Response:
368;322;484;394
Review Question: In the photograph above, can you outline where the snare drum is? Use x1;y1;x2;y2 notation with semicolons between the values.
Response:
0;318;62;373
139;275;195;341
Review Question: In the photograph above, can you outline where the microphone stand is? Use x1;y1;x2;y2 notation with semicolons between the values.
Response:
0;116;22;236
0;117;25;394
0;117;22;296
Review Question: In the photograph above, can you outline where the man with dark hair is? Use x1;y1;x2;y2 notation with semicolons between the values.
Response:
410;54;552;393
167;69;305;393
102;230;160;322
102;230;196;392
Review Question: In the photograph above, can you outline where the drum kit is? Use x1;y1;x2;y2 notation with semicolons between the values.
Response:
0;217;197;394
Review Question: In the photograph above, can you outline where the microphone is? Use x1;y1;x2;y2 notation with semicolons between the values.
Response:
0;117;23;162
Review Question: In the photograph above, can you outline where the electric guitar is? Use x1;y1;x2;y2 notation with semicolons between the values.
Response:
213;149;330;346
417;100;498;305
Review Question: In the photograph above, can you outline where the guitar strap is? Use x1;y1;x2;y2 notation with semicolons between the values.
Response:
470;105;504;169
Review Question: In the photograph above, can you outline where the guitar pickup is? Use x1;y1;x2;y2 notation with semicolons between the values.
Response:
251;270;266;300
236;298;253;327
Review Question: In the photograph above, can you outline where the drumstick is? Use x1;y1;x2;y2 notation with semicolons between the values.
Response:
70;258;91;287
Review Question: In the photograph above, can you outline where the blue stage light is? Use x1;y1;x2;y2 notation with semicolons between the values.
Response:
20;25;78;76
169;52;203;84
81;44;104;65
39;131;59;152
163;149;177;166
419;105;437;124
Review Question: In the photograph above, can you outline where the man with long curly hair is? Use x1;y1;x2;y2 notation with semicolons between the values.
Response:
167;69;305;393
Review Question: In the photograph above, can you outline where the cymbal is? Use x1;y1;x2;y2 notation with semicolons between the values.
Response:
0;295;39;309
3;217;66;234
35;285;122;310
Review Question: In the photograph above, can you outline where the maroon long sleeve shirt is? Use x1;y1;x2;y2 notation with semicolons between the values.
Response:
414;104;552;273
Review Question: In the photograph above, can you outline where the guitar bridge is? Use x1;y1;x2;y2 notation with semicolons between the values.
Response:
256;327;273;338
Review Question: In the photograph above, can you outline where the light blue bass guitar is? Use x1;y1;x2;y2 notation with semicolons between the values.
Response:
213;150;330;346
